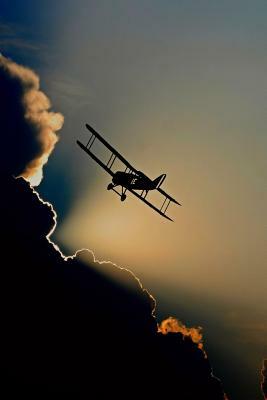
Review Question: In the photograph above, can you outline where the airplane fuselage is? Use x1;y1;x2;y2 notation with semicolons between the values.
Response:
112;171;155;190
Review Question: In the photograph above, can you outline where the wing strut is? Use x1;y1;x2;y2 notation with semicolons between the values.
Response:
107;153;116;169
86;134;96;149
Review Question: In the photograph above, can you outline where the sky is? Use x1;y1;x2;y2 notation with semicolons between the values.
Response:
1;1;267;398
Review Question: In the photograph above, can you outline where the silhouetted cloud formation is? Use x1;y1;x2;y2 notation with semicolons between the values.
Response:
262;360;267;399
0;56;226;398
0;173;226;399
0;55;63;185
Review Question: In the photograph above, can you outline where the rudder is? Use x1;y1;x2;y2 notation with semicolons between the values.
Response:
153;174;166;189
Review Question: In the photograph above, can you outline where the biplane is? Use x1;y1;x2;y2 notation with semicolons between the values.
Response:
77;124;181;221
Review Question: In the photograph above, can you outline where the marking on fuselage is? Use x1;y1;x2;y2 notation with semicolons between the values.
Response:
131;177;138;185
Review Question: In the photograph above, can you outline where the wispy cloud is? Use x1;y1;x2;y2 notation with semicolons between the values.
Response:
45;73;91;111
0;22;14;36
0;20;40;53
0;38;39;51
51;76;90;100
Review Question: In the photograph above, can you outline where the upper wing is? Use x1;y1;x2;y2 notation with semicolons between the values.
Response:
77;140;114;176
85;123;137;173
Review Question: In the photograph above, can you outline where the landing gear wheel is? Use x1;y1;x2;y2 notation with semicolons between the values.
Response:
121;194;127;202
107;183;113;191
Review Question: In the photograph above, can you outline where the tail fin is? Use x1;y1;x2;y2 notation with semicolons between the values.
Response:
153;174;166;189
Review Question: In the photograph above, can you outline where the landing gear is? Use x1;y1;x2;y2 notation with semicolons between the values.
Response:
107;183;127;201
121;194;127;202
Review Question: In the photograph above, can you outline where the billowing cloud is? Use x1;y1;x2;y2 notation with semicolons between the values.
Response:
0;173;227;399
159;316;203;349
262;360;267;399
0;55;63;185
0;56;226;398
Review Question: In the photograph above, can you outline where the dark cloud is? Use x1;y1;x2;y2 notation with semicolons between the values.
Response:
0;173;226;399
262;360;267;399
0;55;63;185
0;55;226;398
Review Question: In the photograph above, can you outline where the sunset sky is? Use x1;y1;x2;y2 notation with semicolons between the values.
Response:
1;1;266;398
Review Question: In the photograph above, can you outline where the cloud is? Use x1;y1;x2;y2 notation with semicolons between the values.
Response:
0;173;227;399
262;360;267;399
0;56;226;398
0;55;63;185
159;316;203;349
0;22;15;36
0;38;39;51
0;21;40;53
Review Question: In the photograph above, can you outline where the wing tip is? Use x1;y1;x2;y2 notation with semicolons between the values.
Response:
85;123;96;133
86;122;98;131
165;215;174;222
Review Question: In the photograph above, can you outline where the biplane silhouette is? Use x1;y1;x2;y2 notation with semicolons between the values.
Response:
77;124;181;221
